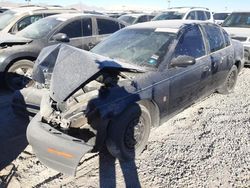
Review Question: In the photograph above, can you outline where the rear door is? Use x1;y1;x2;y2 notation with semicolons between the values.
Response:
168;25;212;114
56;17;94;50
202;24;231;89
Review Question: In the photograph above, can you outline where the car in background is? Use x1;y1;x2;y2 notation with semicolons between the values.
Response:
0;5;78;34
107;12;126;19
27;20;243;175
152;7;214;23
0;7;9;14
0;13;127;90
222;12;250;66
213;12;231;25
118;13;154;25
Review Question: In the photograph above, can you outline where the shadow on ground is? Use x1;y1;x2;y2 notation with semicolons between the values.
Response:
0;89;29;170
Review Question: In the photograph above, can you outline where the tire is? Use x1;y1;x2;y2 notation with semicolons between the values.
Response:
5;60;34;90
106;104;151;161
217;65;238;94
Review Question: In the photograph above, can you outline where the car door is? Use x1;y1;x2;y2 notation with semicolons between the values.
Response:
56;17;94;50
202;24;230;89
95;18;122;44
168;25;212;114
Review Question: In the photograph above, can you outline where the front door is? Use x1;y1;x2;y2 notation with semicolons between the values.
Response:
168;25;212;114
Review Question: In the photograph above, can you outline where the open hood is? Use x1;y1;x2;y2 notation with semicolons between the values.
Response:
33;44;145;103
0;33;32;47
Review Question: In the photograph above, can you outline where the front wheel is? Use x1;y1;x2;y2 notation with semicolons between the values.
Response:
217;65;238;94
106;104;151;161
5;60;34;90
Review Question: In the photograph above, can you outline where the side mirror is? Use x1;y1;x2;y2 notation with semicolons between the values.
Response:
52;33;70;43
171;55;196;67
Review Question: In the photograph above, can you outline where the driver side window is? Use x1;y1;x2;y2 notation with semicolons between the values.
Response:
174;25;206;59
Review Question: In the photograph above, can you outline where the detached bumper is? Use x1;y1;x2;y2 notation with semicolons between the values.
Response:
27;113;94;176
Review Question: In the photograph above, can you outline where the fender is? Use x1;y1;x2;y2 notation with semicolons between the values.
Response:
0;51;38;72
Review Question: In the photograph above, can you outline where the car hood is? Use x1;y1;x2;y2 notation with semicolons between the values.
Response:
33;44;146;103
223;27;250;38
0;33;32;47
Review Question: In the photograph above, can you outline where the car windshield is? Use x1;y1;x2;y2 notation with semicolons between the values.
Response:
152;11;185;21
0;10;17;30
213;13;230;20
91;28;176;68
222;13;250;28
118;15;137;24
17;17;63;39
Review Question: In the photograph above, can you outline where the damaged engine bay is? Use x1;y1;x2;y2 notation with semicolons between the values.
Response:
40;70;133;146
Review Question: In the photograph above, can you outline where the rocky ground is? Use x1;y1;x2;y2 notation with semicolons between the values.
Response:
0;68;249;188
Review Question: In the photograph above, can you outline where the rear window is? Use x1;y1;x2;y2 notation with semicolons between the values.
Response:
203;25;225;52
205;11;211;19
197;11;207;21
97;18;120;35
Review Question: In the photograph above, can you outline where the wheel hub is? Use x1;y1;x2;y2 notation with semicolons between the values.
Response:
124;117;145;150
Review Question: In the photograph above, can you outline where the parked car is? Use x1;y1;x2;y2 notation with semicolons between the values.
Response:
152;7;214;23
0;5;78;34
0;13;127;90
118;13;154;25
222;11;250;66
213;12;231;25
27;20;244;176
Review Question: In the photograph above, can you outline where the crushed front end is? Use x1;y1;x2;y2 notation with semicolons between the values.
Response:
27;88;100;176
27;44;144;175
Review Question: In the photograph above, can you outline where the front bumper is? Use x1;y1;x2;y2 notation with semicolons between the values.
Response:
27;113;94;176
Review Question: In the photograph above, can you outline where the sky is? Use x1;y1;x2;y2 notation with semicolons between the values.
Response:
9;0;249;12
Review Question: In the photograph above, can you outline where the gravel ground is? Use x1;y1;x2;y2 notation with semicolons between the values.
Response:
0;68;249;188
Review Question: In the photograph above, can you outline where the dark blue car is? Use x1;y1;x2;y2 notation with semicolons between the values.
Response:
27;20;244;176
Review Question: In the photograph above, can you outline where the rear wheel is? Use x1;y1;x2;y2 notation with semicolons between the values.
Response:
106;104;151;161
5;60;34;90
217;65;238;94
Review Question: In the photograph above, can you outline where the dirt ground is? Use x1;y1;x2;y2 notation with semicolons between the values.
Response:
0;68;249;188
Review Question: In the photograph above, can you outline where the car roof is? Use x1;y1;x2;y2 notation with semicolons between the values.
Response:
121;13;150;17
164;7;210;13
127;20;205;30
49;13;124;21
10;6;76;14
231;11;250;13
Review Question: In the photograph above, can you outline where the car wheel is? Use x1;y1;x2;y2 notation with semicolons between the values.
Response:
5;60;34;90
106;104;151;161
217;65;238;94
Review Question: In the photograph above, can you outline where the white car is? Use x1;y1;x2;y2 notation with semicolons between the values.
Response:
213;12;231;25
152;7;214;23
222;12;250;65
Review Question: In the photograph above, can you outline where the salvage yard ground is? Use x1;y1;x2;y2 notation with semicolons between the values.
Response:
0;68;249;187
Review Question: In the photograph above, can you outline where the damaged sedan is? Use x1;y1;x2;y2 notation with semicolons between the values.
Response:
27;20;244;176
